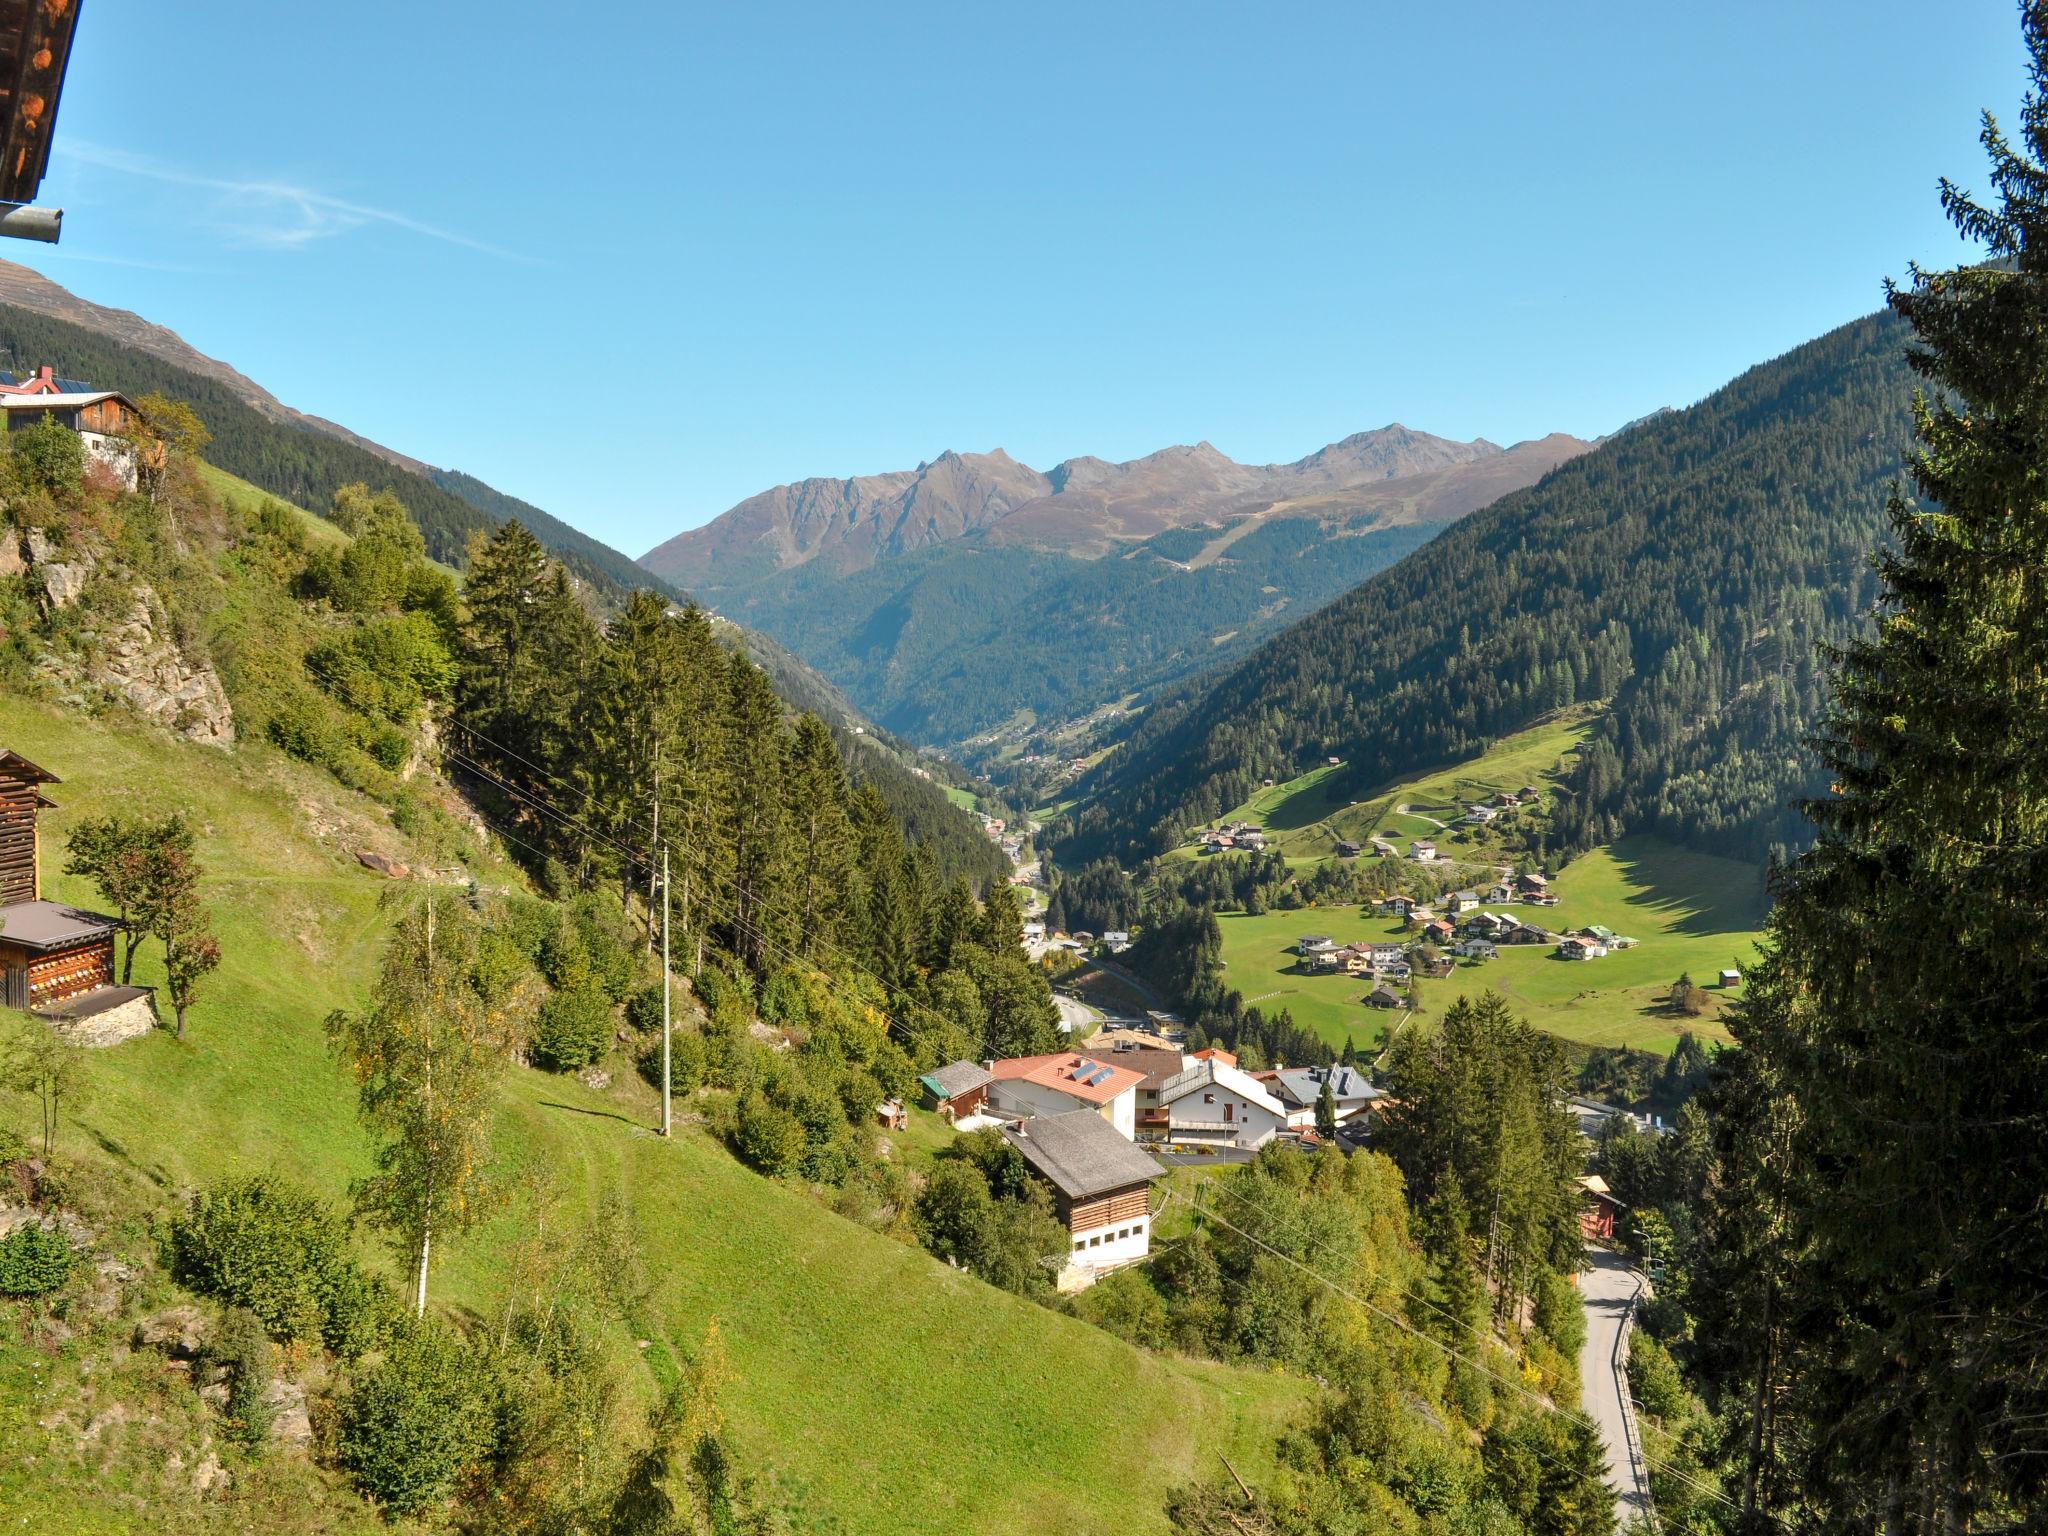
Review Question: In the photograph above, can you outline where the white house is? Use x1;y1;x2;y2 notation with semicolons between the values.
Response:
1001;1111;1164;1292
987;1052;1143;1139
1266;1064;1383;1130
1368;939;1409;969
1410;840;1437;861
1155;1058;1290;1150
1558;936;1608;961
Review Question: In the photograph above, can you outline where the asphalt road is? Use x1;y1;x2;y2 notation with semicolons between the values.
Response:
1579;1245;1653;1521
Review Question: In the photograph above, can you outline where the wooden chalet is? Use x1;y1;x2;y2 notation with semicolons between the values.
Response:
1002;1110;1163;1290
0;750;130;1016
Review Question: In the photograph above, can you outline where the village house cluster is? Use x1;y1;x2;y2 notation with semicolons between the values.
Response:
914;1035;1386;1290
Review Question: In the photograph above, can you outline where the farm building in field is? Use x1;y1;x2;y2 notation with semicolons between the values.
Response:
1002;1110;1163;1291
1719;968;1741;988
1366;982;1405;1009
919;1060;994;1120
0;749;155;1043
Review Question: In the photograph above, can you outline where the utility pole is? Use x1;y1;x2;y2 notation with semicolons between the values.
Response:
660;844;672;1138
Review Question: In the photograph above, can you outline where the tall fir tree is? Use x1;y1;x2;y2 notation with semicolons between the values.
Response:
1729;11;2048;1523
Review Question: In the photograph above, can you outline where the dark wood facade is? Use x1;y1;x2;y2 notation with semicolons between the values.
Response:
0;749;118;1011
1;932;113;1008
0;748;56;906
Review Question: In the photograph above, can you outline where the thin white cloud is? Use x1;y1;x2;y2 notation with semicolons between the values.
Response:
45;250;216;274
56;141;539;262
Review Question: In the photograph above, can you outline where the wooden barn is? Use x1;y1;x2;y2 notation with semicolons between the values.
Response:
0;749;121;1013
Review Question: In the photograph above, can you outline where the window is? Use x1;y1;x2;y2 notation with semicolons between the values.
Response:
1133;1221;1145;1237
1089;1235;1101;1248
1073;1239;1085;1252
1203;1092;1214;1104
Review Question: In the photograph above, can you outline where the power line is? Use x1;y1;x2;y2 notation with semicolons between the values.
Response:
439;720;1751;1517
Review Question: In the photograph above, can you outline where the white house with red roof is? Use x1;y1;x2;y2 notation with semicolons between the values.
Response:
986;1052;1143;1139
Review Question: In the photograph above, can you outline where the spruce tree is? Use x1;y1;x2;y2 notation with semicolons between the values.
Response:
1732;13;2048;1523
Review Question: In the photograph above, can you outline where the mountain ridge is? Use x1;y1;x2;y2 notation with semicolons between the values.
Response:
1060;309;1917;867
640;423;1566;593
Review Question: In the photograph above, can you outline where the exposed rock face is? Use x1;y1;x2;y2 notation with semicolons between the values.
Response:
0;527;25;578
135;1305;210;1360
264;1378;312;1449
47;989;159;1048
84;589;234;747
356;850;411;879
39;558;92;609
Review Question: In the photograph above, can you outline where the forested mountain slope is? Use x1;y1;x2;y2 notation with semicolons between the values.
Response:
0;290;999;880
0;294;665;602
656;432;1591;746
1063;310;1917;866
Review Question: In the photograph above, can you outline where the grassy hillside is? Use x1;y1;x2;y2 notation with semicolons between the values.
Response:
0;702;1301;1533
1212;834;1763;1056
1182;710;1596;868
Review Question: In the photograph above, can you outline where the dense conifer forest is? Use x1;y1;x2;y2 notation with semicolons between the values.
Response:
1064;311;1918;868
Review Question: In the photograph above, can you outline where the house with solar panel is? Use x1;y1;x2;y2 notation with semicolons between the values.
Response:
986;1052;1144;1139
1263;1064;1383;1131
0;368;156;491
1000;1109;1164;1291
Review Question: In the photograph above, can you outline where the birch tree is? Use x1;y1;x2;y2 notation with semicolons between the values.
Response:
326;897;507;1316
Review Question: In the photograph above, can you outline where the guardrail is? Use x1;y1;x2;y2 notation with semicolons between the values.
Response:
1613;1276;1659;1532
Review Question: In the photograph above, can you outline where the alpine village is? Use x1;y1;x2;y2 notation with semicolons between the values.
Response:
2;6;2047;1536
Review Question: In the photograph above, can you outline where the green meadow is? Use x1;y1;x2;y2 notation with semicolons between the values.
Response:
0;701;1302;1534
1216;834;1767;1057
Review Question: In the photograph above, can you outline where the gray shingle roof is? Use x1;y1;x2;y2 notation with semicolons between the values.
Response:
1270;1065;1382;1109
0;900;116;952
920;1060;993;1100
1000;1111;1162;1201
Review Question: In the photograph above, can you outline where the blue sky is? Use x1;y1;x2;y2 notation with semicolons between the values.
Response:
21;1;2020;555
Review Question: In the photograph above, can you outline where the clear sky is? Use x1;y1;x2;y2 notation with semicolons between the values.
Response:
19;0;2020;555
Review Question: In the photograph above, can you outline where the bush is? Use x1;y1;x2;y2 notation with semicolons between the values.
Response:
169;1174;386;1351
531;985;613;1072
625;979;668;1033
338;1319;498;1514
215;1307;276;1446
9;413;83;496
1532;1266;1585;1358
0;1224;72;1297
733;1091;807;1178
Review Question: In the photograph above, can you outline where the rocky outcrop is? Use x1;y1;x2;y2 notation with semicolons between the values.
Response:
356;850;411;879
44;988;159;1048
83;588;234;748
134;1305;210;1360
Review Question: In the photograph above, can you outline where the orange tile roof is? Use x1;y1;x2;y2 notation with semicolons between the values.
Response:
988;1053;1145;1104
1191;1047;1237;1066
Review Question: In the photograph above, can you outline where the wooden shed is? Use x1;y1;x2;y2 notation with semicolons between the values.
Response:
0;749;119;1011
